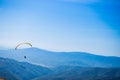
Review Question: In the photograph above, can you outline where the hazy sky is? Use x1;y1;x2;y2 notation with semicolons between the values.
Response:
0;0;120;56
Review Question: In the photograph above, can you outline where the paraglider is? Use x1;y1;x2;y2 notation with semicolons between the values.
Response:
15;42;32;59
24;56;27;59
15;42;32;50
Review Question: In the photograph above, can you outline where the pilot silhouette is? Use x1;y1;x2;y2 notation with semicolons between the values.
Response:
24;56;27;59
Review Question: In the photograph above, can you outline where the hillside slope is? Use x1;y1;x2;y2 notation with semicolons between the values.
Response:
33;66;120;80
0;57;52;80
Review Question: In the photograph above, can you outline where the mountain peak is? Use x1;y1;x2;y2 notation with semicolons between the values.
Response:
16;47;51;53
20;47;41;50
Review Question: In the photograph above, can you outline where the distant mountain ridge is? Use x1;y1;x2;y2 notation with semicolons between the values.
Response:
0;47;120;68
0;46;10;50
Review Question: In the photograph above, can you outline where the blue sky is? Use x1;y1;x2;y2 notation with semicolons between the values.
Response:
0;0;120;56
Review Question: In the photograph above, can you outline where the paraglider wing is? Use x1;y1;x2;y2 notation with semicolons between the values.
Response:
15;42;32;50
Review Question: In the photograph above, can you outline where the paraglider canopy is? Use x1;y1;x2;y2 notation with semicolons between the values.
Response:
15;42;32;50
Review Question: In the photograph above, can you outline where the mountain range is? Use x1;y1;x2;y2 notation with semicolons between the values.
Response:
0;57;120;80
0;47;120;68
